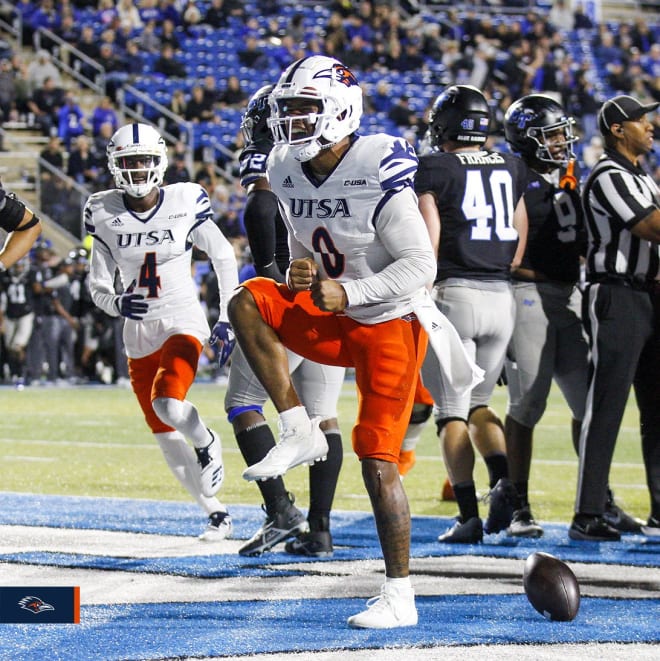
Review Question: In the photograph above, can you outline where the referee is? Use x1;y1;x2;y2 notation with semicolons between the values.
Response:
571;95;660;541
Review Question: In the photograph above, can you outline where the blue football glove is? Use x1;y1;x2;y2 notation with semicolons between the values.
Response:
116;280;148;320
210;320;235;367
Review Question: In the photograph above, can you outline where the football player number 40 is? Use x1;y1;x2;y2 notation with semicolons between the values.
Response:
462;169;518;242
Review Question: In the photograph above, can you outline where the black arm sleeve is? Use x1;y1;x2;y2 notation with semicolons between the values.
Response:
243;188;286;281
0;191;29;232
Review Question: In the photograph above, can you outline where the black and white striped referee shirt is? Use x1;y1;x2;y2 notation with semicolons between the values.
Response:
582;148;660;282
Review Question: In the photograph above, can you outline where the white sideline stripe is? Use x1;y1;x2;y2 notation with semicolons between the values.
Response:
2;526;657;605
0;437;645;469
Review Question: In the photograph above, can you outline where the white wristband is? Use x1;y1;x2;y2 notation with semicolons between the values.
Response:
0;259;6;272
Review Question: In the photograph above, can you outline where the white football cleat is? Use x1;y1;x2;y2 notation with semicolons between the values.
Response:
198;511;233;541
348;582;418;629
242;416;328;481
195;429;224;497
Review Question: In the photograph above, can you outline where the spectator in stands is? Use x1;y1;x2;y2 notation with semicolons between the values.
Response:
159;0;182;28
138;0;162;26
387;94;416;128
117;0;143;33
28;0;60;52
573;3;594;30
285;12;305;43
238;35;269;70
194;161;217;197
57;91;87;150
202;0;244;29
54;13;80;54
181;1;202;33
185;85;215;123
72;26;100;82
367;79;393;114
201;75;221;109
341;34;374;72
549;0;574;32
136;19;162;55
67;134;102;187
97;43;129;103
0;58;17;123
164;152;191;185
14;0;38;48
154;43;186;79
26;75;64;137
323;11;349;55
218;75;247;109
159;18;181;52
96;0;119;29
167;88;188;136
39;135;65;170
90;96;119;138
26;49;61;94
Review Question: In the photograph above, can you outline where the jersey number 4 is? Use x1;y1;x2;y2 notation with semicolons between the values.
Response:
138;252;161;298
462;170;518;242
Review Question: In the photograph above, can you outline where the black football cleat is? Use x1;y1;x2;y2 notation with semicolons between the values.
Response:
603;489;643;532
569;514;621;541
438;516;483;544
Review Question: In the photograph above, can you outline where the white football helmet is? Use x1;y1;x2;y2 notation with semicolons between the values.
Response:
106;123;168;198
268;55;363;162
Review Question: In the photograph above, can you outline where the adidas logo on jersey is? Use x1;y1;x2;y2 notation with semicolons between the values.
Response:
111;218;124;227
282;176;294;188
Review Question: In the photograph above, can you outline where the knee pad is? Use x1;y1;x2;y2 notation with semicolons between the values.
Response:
410;402;433;425
152;396;185;428
435;416;467;435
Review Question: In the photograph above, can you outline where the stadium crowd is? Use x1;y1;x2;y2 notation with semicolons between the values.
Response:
0;7;656;390
0;1;656;383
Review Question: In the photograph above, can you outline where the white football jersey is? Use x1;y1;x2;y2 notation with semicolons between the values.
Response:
86;182;238;357
267;134;436;324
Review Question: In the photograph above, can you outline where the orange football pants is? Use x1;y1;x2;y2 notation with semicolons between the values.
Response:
243;277;428;462
128;334;202;434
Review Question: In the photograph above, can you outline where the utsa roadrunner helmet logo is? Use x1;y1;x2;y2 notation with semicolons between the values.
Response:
18;596;55;614
329;64;358;87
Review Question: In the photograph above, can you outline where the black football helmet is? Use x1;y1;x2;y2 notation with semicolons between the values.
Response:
240;84;275;144
428;85;491;147
504;94;577;167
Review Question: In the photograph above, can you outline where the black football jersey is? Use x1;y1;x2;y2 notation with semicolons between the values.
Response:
0;271;34;318
238;137;289;275
415;150;527;281
238;138;273;189
520;166;585;283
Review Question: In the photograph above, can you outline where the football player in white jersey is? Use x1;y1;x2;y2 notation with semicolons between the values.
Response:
86;123;239;541
228;56;436;629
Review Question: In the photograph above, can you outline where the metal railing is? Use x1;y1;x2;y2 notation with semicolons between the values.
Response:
37;157;93;240
33;27;106;96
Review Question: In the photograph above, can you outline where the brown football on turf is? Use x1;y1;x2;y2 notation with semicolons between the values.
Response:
523;552;580;621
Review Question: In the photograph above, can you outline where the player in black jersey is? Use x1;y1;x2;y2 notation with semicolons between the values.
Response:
502;94;586;537
224;84;346;557
503;94;643;538
0;257;35;384
415;85;528;543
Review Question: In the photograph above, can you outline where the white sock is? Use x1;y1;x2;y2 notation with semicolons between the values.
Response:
278;405;309;429
155;431;225;515
385;576;412;590
152;397;213;448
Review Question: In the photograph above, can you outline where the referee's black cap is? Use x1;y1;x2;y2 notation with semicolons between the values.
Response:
598;95;660;135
